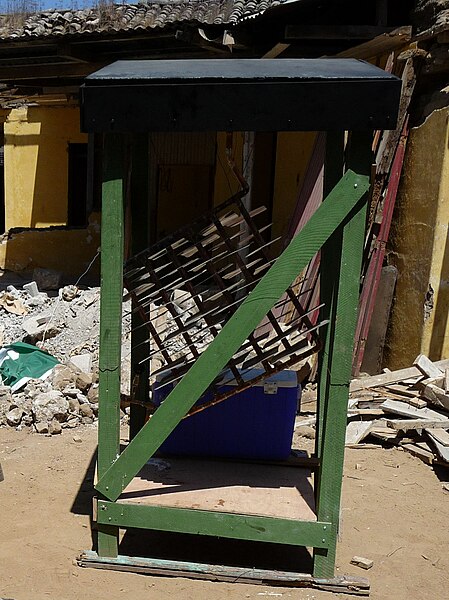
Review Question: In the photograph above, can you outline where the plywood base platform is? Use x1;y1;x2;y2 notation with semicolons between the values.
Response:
78;551;370;595
118;457;316;521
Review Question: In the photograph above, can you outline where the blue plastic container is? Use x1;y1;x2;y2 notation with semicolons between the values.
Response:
153;369;300;460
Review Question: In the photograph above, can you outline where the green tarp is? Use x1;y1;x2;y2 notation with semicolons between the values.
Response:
0;342;59;392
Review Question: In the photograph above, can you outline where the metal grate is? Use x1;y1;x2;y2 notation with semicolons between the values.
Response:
125;192;326;415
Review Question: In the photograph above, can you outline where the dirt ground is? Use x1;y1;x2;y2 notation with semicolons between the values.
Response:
1;425;448;600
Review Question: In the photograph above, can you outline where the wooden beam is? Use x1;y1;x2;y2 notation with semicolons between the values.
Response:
262;43;290;59
285;25;398;41
0;61;106;81
350;359;449;392
334;26;412;60
386;419;449;431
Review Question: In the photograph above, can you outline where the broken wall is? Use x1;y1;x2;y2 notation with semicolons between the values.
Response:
385;106;449;368
4;104;87;229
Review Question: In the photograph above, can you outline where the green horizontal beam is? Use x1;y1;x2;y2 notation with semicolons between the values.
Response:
97;501;332;549
96;169;370;502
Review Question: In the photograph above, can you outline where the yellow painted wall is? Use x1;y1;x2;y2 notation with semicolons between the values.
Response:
0;213;100;276
385;107;449;368
271;132;317;243
4;105;87;229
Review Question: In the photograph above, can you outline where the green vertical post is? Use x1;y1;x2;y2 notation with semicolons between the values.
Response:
313;132;372;577
129;134;150;439
97;133;124;558
316;132;345;462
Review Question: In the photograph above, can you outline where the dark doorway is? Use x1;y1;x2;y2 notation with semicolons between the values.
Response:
68;142;88;227
0;125;5;232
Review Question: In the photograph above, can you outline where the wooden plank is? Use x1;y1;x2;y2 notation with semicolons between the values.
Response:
401;443;435;465
414;354;444;379
335;26;412;59
350;359;449;392
420;383;449;411
316;131;345;460
117;459;316;521
379;387;427;408
385;419;449;431
360;266;397;375
314;131;371;578
97;501;329;548
129;134;151;439
96;169;370;502
97;133;124;559
381;399;448;421
426;428;449;447
384;384;421;398
445;369;449;392
345;421;377;445
426;432;449;462
78;552;370;594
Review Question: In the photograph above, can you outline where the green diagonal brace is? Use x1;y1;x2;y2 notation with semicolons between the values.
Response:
96;169;369;502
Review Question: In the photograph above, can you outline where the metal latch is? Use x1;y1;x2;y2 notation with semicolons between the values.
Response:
264;382;278;395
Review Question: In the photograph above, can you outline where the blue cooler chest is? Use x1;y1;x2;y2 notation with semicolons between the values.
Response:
153;369;300;460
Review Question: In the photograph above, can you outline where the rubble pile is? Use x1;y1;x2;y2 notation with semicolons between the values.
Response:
296;353;449;469
0;270;131;434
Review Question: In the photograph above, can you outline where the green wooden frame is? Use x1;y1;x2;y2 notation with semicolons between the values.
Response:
94;135;371;578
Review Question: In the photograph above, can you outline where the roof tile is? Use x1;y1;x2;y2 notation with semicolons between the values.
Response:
0;0;291;40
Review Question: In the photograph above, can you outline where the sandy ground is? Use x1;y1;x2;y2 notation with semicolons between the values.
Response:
0;426;448;600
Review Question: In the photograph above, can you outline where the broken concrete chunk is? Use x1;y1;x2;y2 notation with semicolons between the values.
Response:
76;372;92;393
76;393;88;405
22;313;60;341
69;353;92;375
6;407;24;426
0;397;12;425
87;385;98;404
51;365;77;391
295;425;316;439
68;398;80;414
350;556;374;570
23;281;40;297
32;390;69;423
34;421;49;434
26;294;47;308
79;404;94;419
48;418;62;435
33;268;62;291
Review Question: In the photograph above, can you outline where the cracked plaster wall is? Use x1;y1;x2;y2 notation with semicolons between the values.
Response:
385;106;449;368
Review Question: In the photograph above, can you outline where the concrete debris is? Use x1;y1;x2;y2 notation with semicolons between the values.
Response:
32;391;69;423
34;421;49;434
23;281;39;297
22;313;61;341
6;407;24;426
0;281;130;434
76;372;92;393
69;353;92;375
350;556;374;570
48;418;62;435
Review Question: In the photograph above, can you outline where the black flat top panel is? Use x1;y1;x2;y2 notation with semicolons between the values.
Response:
81;59;401;133
85;58;398;84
